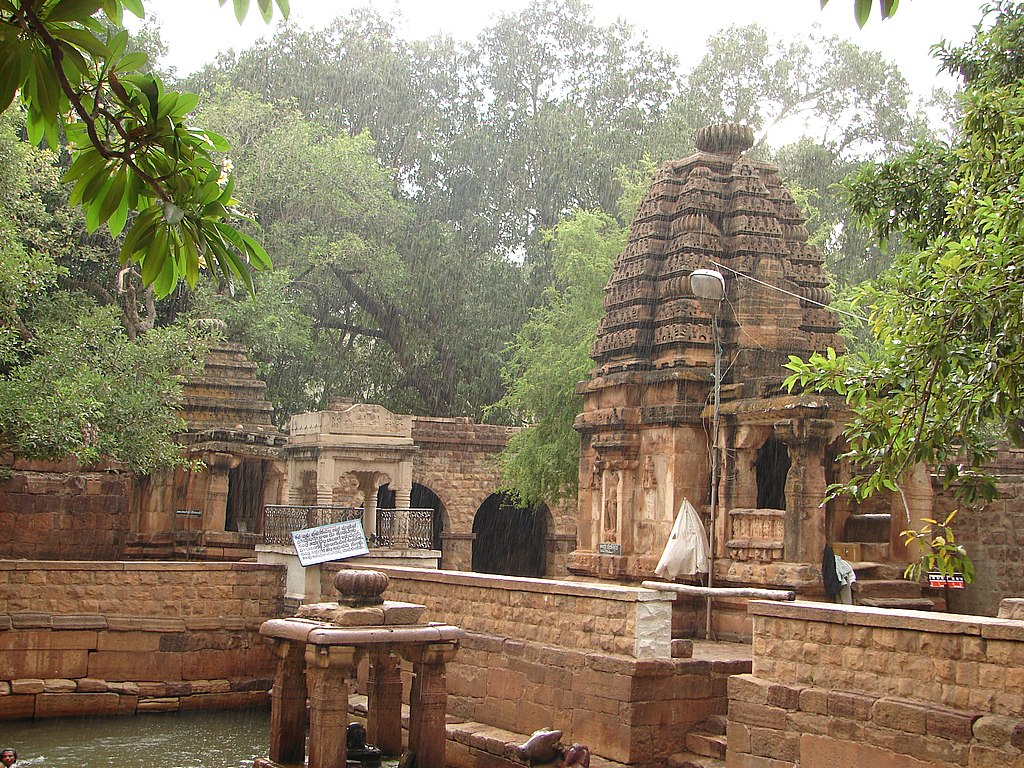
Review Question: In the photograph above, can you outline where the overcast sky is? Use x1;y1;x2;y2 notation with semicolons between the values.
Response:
137;0;984;98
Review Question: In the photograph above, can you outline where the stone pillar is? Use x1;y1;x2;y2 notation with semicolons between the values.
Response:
393;460;413;510
401;642;458;768
316;457;334;507
363;477;379;540
267;639;308;766
778;418;833;564
205;453;237;532
367;648;403;755
305;644;357;768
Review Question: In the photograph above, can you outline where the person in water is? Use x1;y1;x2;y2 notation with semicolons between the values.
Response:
0;747;16;766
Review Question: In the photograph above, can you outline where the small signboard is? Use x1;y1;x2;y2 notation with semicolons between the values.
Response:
598;542;622;555
927;571;966;589
291;519;369;567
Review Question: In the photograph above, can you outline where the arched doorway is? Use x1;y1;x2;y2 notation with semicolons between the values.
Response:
756;437;791;510
471;492;548;577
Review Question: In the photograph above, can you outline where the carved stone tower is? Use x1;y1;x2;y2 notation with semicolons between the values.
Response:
570;124;847;587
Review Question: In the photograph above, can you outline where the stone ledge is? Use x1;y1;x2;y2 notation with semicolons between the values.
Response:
748;600;1024;638
350;564;673;603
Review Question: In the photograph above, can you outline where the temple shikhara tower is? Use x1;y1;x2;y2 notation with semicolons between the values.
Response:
570;123;854;591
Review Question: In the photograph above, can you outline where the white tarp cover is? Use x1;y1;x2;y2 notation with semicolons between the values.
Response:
654;498;710;579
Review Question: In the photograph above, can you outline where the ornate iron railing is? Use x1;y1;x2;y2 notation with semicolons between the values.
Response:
263;505;435;550
262;505;363;547
373;508;434;549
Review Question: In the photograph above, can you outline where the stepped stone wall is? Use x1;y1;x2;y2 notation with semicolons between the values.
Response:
0;561;286;720
728;600;1024;767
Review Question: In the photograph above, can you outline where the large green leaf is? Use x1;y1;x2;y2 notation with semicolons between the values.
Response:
46;0;104;23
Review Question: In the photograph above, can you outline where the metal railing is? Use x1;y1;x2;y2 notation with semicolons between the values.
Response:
374;508;434;549
262;505;364;547
263;505;435;550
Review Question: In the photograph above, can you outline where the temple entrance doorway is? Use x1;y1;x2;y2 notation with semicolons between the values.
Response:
226;458;269;533
756;437;791;510
471;492;548;577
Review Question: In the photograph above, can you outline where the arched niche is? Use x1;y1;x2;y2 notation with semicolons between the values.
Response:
471;492;549;578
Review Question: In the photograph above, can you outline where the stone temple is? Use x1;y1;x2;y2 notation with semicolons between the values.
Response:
571;123;860;600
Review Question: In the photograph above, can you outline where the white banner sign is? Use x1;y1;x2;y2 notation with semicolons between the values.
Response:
291;519;369;566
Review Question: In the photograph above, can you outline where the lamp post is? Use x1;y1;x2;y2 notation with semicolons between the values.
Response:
689;268;725;641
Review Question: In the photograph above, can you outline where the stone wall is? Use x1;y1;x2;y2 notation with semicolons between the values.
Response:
330;565;673;658
0;561;287;720
934;448;1024;616
728;600;1024;767
0;459;133;560
328;565;750;767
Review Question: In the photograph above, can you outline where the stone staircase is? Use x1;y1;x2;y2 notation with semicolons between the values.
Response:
836;511;941;611
667;715;727;768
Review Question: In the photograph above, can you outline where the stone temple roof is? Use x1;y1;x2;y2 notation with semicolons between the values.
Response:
591;123;844;399
180;341;286;453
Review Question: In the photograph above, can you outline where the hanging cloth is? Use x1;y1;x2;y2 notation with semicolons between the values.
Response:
822;543;842;597
654;498;710;580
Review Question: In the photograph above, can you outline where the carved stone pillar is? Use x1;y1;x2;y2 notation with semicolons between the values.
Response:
316;457;334;507
305;644;357;768
367;647;403;755
777;418;833;564
206;452;237;532
268;639;307;766
401;642;458;768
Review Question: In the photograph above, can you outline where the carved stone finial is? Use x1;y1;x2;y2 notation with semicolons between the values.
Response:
335;568;389;606
693;123;755;156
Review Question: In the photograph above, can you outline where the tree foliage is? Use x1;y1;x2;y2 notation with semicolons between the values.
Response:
491;209;625;506
785;1;1024;506
0;0;286;295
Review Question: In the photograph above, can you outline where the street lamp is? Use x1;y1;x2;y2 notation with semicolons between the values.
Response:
690;268;725;640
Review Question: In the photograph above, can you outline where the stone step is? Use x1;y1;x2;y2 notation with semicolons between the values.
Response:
704;714;728;735
667;751;726;768
853;579;923;598
859;542;891;561
685;732;726;760
850;561;907;580
858;597;937;611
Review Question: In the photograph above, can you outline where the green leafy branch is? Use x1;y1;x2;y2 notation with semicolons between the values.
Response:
900;510;975;584
0;0;288;295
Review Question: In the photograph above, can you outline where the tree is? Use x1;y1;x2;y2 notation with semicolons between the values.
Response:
491;209;625;506
190;87;529;420
491;165;649;506
0;108;206;470
0;0;286;295
785;1;1024;508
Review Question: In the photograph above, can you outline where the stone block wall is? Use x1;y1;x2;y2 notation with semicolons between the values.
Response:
0;561;287;720
331;565;673;658
728;600;1024;767
446;634;745;768
410;417;577;575
934;448;1024;616
329;565;750;767
0;459;133;560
